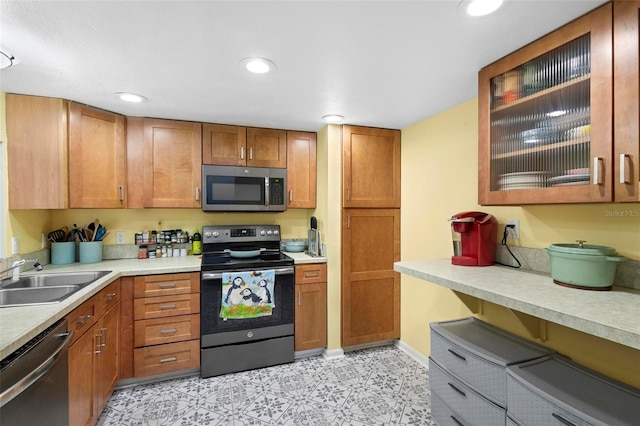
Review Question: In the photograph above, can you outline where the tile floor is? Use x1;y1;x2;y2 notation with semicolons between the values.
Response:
97;345;435;425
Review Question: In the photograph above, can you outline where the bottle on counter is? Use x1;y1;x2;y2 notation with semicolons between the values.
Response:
192;228;202;255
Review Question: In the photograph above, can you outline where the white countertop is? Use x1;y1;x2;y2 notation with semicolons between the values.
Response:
1;252;326;360
394;259;640;350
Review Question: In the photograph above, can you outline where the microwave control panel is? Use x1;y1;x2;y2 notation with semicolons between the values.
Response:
269;177;285;206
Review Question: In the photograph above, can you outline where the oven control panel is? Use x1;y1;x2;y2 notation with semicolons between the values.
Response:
202;225;281;244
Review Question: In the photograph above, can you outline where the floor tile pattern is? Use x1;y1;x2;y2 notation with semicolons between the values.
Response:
97;345;435;426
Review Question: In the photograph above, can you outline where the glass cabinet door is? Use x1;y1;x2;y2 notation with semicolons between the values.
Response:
478;4;612;205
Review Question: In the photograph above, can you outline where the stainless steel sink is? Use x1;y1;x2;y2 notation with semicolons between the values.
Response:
0;271;111;307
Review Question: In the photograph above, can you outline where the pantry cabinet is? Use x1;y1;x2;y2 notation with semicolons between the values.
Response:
478;4;613;205
202;123;287;168
613;0;640;202
68;102;126;208
294;263;327;351
342;125;401;208
341;209;400;347
67;280;120;426
287;131;317;208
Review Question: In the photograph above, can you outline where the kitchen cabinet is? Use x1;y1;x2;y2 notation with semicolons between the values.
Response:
68;102;126;208
202;123;287;168
342;125;401;208
131;273;200;377
67;279;120;426
287;131;317;208
6;94;68;209
127;118;202;208
341;209;400;347
478;4;613;205
294;263;327;351
613;1;640;202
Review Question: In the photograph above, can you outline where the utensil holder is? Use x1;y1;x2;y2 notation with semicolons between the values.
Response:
79;241;103;264
51;241;76;264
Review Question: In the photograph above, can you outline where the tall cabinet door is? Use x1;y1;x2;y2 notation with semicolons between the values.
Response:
341;209;400;347
143;118;202;208
68;102;127;208
342;125;401;208
286;131;317;208
614;1;640;202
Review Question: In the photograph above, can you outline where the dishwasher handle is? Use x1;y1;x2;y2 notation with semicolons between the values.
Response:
0;330;74;408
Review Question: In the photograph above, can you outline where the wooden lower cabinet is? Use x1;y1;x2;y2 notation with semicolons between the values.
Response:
68;280;121;426
294;264;327;351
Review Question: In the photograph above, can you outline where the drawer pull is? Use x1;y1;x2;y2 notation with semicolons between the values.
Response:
105;292;117;302
450;415;465;426
76;315;93;328
448;382;466;397
159;328;177;335
447;348;466;361
159;304;177;310
94;333;103;354
160;356;177;364
552;413;577;426
304;272;319;278
159;283;176;289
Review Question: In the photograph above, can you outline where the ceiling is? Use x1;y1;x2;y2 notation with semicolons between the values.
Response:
0;0;607;132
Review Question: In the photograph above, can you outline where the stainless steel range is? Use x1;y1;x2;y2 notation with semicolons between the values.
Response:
200;224;295;378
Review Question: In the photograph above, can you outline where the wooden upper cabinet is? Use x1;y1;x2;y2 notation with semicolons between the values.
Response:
286;131;317;208
478;4;613;205
142;118;202;208
68;102;127;208
342;125;401;208
613;0;640;202
202;124;286;168
6;94;68;209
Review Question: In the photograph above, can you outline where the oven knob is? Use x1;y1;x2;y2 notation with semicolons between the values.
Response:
266;230;273;236
260;230;266;236
273;229;279;235
247;331;254;338
213;231;219;238
204;231;212;238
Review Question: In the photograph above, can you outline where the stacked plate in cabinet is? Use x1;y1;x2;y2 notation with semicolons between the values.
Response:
547;168;590;187
498;171;550;190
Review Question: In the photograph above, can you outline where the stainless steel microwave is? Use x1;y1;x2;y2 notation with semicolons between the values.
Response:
201;165;287;212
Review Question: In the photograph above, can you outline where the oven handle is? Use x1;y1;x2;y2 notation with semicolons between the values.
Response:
202;266;294;280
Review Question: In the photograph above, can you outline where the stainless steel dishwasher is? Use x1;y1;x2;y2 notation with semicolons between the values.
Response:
0;319;72;426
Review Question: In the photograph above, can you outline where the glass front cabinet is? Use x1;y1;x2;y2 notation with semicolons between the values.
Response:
478;3;614;205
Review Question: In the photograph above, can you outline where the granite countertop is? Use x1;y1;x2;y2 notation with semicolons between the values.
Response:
394;259;640;350
1;252;326;360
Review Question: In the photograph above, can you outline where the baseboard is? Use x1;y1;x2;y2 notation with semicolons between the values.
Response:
322;347;345;360
342;339;397;353
294;348;324;359
395;339;430;370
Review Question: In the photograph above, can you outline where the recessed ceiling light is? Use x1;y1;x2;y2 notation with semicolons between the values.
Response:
0;51;15;70
321;115;345;123
466;0;504;16
240;57;276;74
115;92;147;103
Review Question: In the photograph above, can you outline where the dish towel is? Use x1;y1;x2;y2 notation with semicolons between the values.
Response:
220;269;275;319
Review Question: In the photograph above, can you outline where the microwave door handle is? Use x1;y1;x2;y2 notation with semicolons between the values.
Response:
264;177;270;206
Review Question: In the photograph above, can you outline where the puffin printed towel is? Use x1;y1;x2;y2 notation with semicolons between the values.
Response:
220;270;275;319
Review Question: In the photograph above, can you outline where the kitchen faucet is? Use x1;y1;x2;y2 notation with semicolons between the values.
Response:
0;259;43;281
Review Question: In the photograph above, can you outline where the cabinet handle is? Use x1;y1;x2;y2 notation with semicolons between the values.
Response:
240;146;245;160
195;187;200;201
592;157;603;185
346;187;350;201
76;315;93;328
105;292;117;302
304;272;319;278
289;189;293;202
447;348;466;361
298;292;301;306
160;328;177;335
119;186;124;201
159;304;177;310
620;154;631;184
94;333;102;354
347;215;350;229
450;415;465;426
99;327;107;347
160;357;177;364
159;283;176;289
249;147;253;160
447;382;466;397
551;413;577;426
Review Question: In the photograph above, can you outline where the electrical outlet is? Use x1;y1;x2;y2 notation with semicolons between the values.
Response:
41;233;47;249
11;237;19;255
507;219;520;239
116;231;126;245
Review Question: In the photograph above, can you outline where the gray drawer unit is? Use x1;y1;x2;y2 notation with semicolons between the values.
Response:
430;357;506;426
431;393;473;426
430;317;553;406
507;355;640;426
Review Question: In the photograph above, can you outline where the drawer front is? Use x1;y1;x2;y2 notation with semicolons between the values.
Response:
506;375;592;426
134;293;200;320
430;358;506;426
134;339;200;377
295;263;327;284
431;393;473;426
431;331;506;406
134;273;199;298
96;279;121;315
67;298;98;344
134;314;200;347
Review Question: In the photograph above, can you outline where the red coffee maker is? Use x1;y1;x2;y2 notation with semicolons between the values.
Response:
449;211;497;266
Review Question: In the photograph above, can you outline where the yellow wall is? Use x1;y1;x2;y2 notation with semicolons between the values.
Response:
400;98;640;387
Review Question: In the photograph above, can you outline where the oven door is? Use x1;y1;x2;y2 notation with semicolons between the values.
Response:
200;266;294;347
